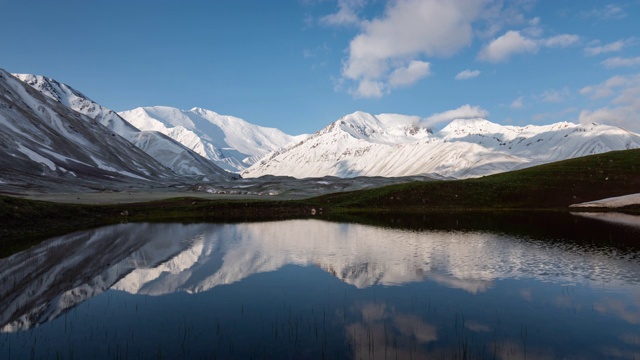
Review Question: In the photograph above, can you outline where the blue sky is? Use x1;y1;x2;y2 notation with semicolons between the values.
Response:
1;0;639;134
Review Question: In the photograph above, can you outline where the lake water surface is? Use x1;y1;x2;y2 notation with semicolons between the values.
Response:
1;214;639;359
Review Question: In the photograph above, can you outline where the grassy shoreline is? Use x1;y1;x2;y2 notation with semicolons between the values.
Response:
2;149;640;257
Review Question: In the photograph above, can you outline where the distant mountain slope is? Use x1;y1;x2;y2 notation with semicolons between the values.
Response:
14;74;231;180
438;118;640;165
242;111;640;179
0;69;193;191
119;106;306;172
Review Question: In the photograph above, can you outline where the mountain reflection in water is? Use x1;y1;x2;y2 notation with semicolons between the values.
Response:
1;216;639;359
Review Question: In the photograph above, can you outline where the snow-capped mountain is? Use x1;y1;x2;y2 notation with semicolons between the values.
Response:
0;69;181;189
438;118;639;166
6;67;639;183
242;111;640;179
118;106;307;172
14;74;231;180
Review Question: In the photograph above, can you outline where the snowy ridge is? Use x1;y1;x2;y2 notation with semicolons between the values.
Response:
119;106;307;172
243;112;640;179
0;69;181;187
14;74;230;180
331;111;431;144
438;119;640;164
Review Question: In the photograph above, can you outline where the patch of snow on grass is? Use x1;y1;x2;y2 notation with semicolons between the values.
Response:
570;193;640;208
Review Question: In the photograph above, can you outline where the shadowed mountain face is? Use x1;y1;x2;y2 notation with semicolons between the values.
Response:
14;73;232;181
0;69;185;191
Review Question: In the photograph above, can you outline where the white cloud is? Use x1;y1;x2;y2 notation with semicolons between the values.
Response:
474;1;532;39
579;107;637;128
538;88;571;103
532;108;578;122
352;79;384;98
478;30;579;62
601;56;640;69
477;31;538;62
342;0;487;98
388;60;431;88
583;4;626;20
510;96;524;109
320;0;367;27
455;69;481;80
579;74;640;131
584;39;630;56
422;104;489;128
580;75;631;99
544;34;580;48
528;17;540;26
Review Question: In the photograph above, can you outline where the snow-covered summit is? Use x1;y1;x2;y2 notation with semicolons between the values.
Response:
14;74;139;137
119;106;306;172
321;111;432;145
439;118;519;140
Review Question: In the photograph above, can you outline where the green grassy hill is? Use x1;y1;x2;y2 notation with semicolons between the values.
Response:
310;149;640;211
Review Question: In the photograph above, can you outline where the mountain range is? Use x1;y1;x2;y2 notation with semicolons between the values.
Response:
2;68;640;192
243;112;640;179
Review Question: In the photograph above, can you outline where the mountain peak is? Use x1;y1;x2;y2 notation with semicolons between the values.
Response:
321;111;430;144
440;117;497;131
12;73;91;108
119;106;304;172
438;118;522;141
190;106;220;117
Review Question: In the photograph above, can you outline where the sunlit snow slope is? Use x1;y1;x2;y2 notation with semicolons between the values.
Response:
119;106;306;172
14;74;231;180
242;111;640;179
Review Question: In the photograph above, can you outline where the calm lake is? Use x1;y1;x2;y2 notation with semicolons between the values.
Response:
1;213;639;359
